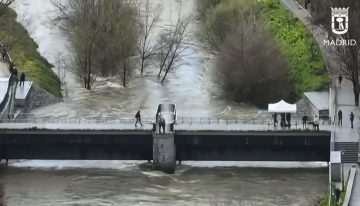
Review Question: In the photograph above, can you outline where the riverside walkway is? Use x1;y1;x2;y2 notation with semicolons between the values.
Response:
349;168;360;205
281;0;360;205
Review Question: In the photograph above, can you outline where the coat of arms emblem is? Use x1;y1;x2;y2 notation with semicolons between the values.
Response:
331;7;349;35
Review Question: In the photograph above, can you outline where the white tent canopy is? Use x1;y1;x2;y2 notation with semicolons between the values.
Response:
268;100;297;113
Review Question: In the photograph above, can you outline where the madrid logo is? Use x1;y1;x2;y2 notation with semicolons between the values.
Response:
331;7;349;35
324;7;356;46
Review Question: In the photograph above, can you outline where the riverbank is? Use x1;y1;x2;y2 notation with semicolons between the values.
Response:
264;0;328;98
0;7;61;97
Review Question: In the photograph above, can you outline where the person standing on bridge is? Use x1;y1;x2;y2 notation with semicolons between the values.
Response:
280;113;286;128
302;114;308;129
313;116;319;131
286;113;291;128
159;115;166;134
350;111;354;129
338;109;342;126
135;110;143;127
19;72;25;87
272;113;278;127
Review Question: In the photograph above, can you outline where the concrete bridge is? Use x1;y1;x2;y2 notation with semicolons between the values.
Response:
0;118;331;173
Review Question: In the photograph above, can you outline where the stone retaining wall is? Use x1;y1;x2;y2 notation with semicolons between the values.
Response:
28;84;61;109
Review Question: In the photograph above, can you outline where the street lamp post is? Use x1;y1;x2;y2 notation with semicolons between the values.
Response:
341;150;345;191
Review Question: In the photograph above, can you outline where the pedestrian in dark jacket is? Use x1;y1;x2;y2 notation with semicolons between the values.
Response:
338;74;342;88
272;113;278;127
19;72;25;86
280;113;286;128
313;116;320;131
302;114;308;129
135;110;143;127
158;116;166;134
13;67;18;77
350;111;354;129
1;47;6;61
338;110;342;126
286;113;291;128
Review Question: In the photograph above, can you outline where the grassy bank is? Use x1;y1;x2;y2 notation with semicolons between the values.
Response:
263;0;328;97
318;183;345;206
0;8;61;97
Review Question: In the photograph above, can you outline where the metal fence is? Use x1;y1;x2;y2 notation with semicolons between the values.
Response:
1;115;332;126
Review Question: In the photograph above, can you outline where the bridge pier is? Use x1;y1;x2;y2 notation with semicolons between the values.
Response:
152;133;176;174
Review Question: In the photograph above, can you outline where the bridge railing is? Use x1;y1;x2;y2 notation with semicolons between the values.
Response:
1;115;332;126
3;116;155;124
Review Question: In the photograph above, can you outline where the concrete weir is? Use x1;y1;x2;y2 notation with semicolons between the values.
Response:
152;133;176;174
0;129;330;174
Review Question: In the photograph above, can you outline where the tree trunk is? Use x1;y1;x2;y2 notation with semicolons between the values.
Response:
353;79;359;106
140;57;145;74
86;74;91;90
354;90;359;106
158;66;163;78
161;69;169;84
354;65;360;106
161;58;175;84
123;60;127;87
140;51;145;74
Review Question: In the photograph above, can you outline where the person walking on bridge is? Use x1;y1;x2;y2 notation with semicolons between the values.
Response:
135;110;143;127
350;111;354;129
338;109;342;126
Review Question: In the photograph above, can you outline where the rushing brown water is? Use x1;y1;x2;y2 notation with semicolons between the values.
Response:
14;0;259;119
0;162;328;206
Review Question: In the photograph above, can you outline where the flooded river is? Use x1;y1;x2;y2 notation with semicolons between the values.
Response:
0;1;330;206
14;0;258;119
0;161;328;206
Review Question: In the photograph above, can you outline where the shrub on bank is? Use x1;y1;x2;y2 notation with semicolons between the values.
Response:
0;8;62;97
197;0;328;105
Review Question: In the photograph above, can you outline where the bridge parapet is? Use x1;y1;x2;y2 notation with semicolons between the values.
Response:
0;116;333;131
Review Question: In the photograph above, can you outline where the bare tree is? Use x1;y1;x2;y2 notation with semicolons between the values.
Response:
216;19;291;106
0;0;15;17
335;37;360;105
138;0;161;74
52;0;139;89
55;53;67;86
52;0;102;90
335;6;360;106
156;12;190;84
116;13;139;87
